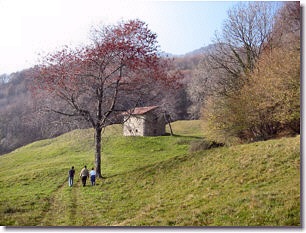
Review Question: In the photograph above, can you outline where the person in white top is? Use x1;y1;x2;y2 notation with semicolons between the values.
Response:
80;165;89;187
89;167;96;186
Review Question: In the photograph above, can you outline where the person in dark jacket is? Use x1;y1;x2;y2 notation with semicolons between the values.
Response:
68;166;75;187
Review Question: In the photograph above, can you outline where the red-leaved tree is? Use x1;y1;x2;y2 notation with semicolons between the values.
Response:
31;19;181;177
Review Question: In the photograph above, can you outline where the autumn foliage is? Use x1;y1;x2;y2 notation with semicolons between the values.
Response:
199;2;300;144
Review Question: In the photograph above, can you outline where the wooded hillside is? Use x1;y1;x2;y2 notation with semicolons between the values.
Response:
0;49;202;155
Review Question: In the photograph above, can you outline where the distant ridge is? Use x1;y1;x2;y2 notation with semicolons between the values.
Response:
182;44;216;57
159;43;216;58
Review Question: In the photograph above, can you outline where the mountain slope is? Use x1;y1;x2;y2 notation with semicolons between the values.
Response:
0;121;300;226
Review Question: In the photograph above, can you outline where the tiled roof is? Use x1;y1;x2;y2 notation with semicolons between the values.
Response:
123;106;158;115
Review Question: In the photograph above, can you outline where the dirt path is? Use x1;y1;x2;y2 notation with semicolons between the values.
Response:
38;179;80;226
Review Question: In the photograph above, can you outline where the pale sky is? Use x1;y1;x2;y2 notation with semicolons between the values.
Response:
0;0;237;74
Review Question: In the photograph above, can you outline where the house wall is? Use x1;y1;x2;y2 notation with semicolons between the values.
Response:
123;112;165;136
123;115;146;136
144;113;165;136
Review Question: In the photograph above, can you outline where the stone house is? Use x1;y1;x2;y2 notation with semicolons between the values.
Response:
123;106;166;136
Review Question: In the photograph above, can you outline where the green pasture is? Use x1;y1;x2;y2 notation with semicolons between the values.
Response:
0;120;300;226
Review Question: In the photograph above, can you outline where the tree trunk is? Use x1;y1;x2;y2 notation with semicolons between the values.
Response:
95;127;102;178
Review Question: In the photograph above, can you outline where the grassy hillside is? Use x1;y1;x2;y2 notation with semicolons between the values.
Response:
0;120;300;226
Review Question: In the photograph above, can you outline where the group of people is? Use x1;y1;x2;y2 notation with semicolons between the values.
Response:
68;165;96;187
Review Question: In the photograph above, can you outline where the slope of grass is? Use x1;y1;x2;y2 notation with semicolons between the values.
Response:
0;121;300;226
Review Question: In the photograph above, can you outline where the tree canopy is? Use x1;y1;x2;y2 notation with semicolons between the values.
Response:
195;2;300;144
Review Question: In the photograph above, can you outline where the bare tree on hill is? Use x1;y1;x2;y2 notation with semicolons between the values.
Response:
209;1;278;94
